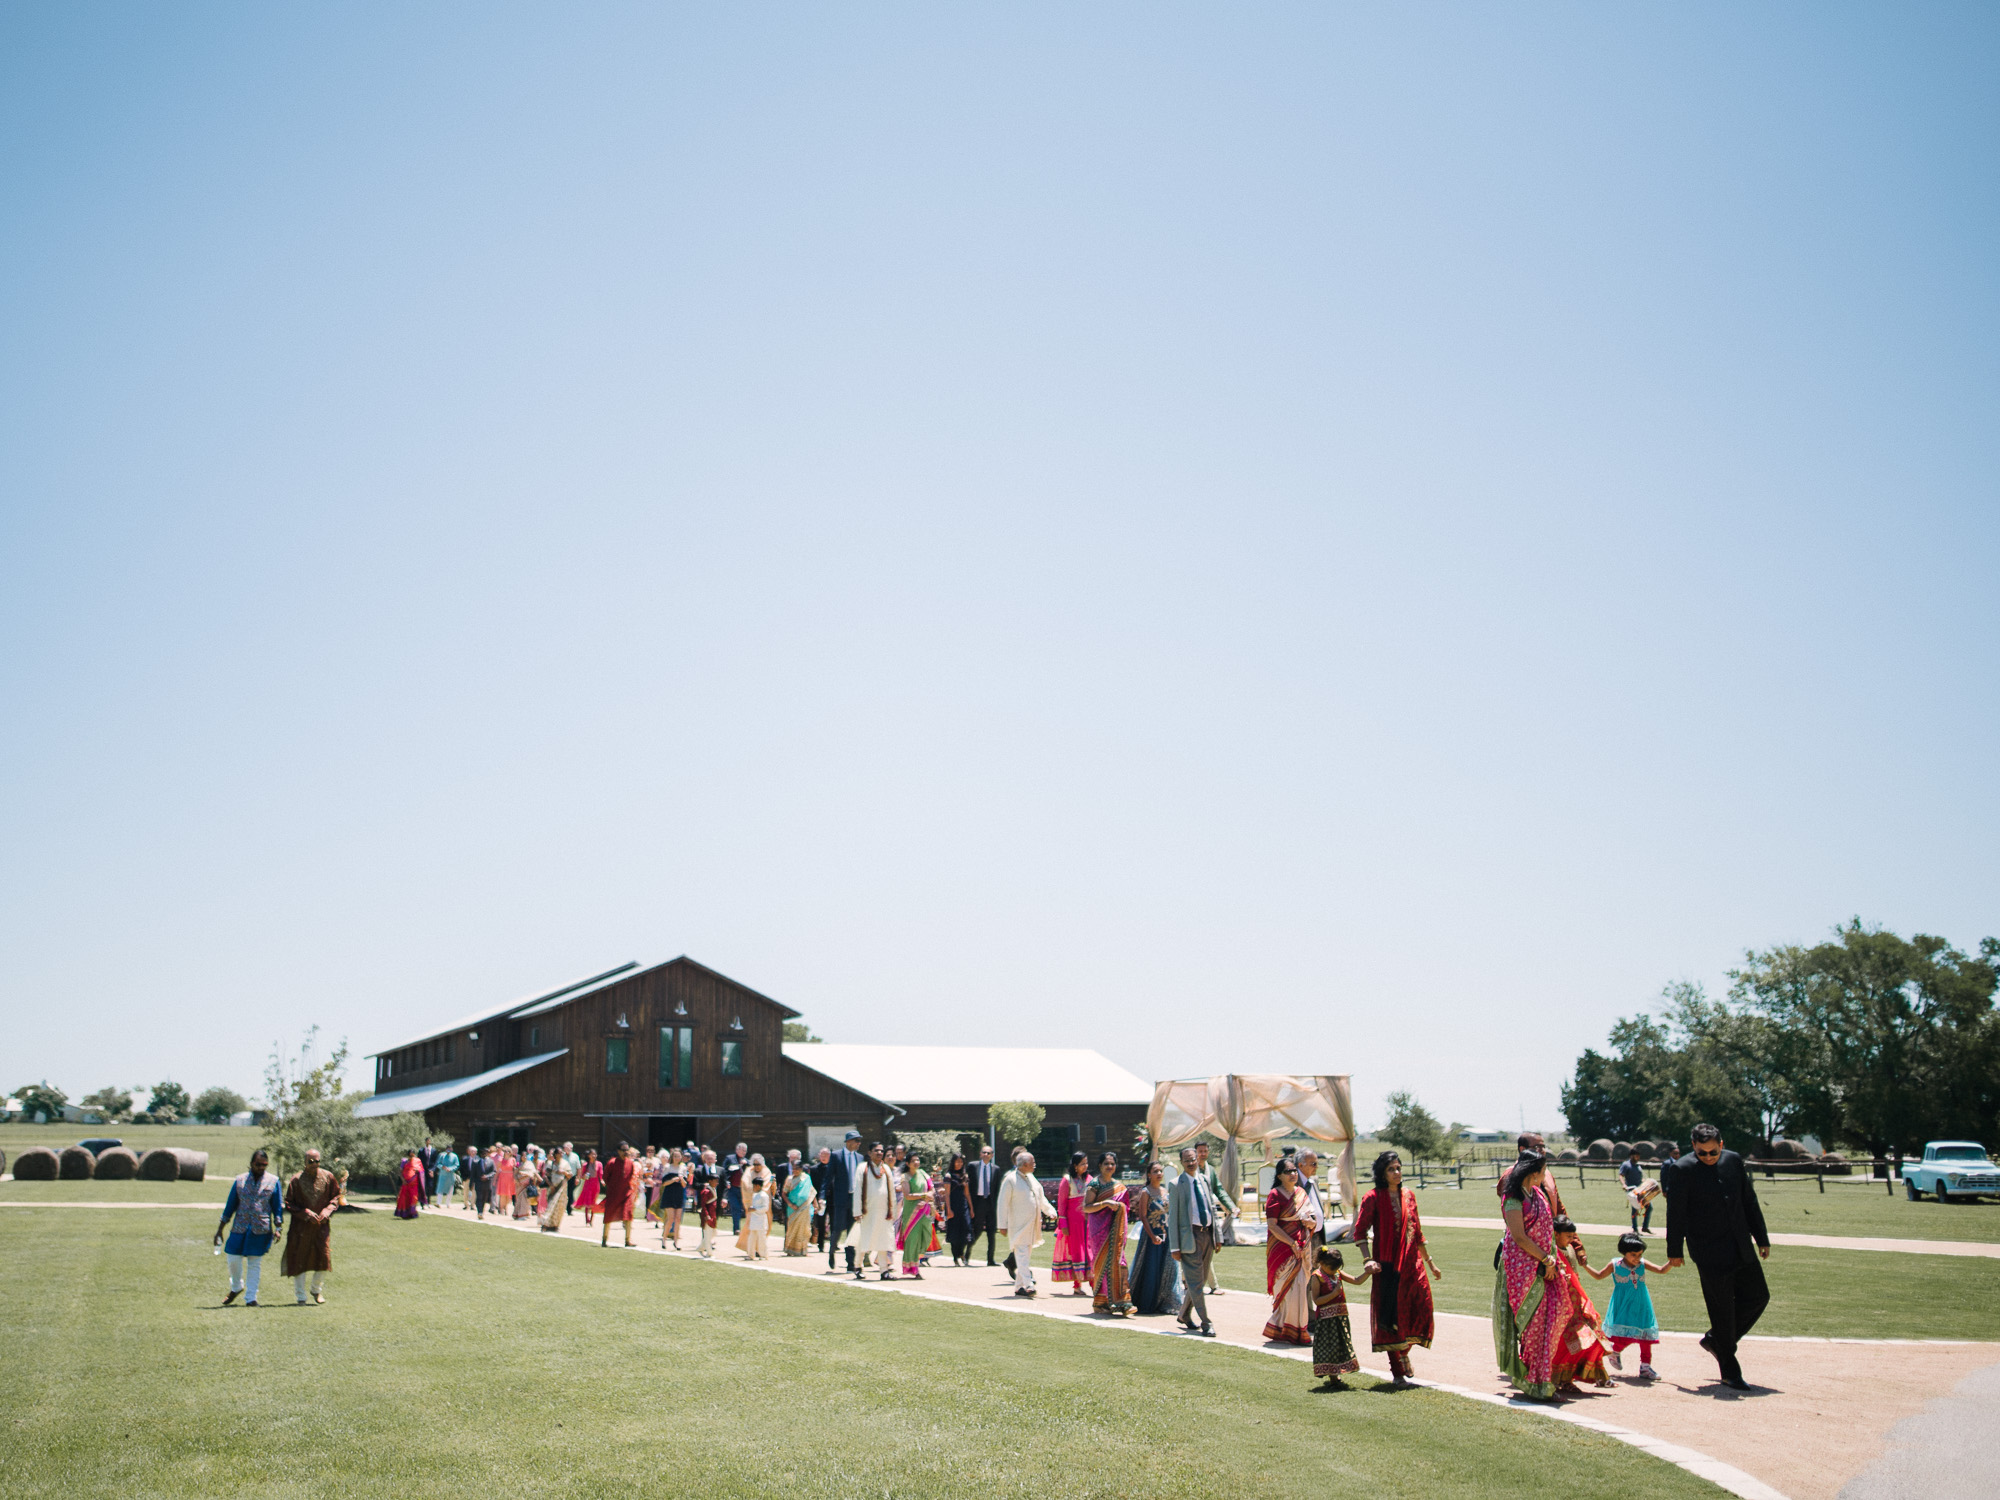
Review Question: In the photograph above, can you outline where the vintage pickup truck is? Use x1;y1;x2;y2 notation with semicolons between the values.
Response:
1903;1141;1999;1201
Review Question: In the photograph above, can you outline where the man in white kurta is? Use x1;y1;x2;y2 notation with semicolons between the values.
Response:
997;1151;1055;1296
847;1144;898;1277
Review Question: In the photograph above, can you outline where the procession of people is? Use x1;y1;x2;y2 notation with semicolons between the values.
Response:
210;1122;1772;1404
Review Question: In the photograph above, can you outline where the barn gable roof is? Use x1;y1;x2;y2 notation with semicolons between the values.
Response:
367;955;798;1059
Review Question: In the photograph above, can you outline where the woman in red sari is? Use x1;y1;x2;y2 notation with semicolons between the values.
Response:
1548;1215;1611;1389
1083;1152;1134;1317
1352;1150;1441;1386
393;1150;424;1219
1262;1159;1312;1344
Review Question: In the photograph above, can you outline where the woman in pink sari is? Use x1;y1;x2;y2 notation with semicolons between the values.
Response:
1495;1152;1566;1400
1083;1152;1134;1317
1262;1159;1312;1344
1054;1151;1091;1295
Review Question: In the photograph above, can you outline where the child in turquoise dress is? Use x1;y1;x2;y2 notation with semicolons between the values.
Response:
1583;1230;1672;1380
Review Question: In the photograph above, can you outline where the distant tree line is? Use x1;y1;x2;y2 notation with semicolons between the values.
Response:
1562;921;1999;1168
9;1078;249;1125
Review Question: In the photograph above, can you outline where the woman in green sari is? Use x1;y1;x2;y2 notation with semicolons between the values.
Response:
895;1153;941;1278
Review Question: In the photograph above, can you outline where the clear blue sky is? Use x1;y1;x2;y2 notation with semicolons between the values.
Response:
3;6;1995;1131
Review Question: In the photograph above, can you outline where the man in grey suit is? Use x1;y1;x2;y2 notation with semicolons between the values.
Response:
1166;1148;1217;1336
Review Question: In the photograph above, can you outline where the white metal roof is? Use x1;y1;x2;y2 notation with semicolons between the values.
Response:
353;1049;568;1118
783;1044;1152;1107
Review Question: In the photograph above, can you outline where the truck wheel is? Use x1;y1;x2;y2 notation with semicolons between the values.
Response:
1937;1182;1952;1204
1905;1179;1920;1201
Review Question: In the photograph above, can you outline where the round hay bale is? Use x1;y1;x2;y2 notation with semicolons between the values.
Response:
1556;1148;1580;1164
1631;1141;1656;1161
140;1148;181;1182
13;1146;59;1180
174;1149;209;1182
1611;1141;1633;1162
1585;1138;1613;1161
1770;1138;1805;1160
93;1146;140;1180
58;1145;96;1179
0;1147;6;1177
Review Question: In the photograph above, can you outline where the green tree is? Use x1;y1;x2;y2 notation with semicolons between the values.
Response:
80;1086;134;1121
265;1092;448;1179
190;1086;249;1124
1732;922;2000;1168
1379;1092;1449;1160
146;1080;191;1122
781;1021;823;1043
13;1081;67;1122
987;1101;1046;1151
264;1026;349;1126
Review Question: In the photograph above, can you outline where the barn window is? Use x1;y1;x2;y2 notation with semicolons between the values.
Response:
719;1040;743;1078
606;1037;630;1074
1094;1124;1107;1145
529;1026;540;1048
659;1027;693;1089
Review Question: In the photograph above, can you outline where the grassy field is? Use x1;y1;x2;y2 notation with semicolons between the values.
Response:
0;1122;266;1158
1199;1230;2000;1342
0;1209;1730;1500
1400;1172;2000;1243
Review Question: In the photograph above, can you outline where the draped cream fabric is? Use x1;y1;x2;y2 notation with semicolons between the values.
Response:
1146;1074;1356;1210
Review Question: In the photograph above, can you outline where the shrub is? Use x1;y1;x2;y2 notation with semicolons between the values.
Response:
94;1147;140;1180
891;1130;969;1169
987;1101;1046;1152
58;1146;96;1179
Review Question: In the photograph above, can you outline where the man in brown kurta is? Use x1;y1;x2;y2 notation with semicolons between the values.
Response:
282;1149;341;1304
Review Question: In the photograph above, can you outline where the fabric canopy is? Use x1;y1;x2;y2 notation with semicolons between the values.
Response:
1146;1073;1356;1210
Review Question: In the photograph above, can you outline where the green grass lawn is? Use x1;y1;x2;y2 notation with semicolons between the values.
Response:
0;1122;266;1159
1400;1173;2000;1243
0;1208;1732;1500
1199;1230;2000;1341
0;1179;228;1203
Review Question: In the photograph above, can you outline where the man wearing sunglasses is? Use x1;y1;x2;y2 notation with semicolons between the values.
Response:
1665;1124;1771;1390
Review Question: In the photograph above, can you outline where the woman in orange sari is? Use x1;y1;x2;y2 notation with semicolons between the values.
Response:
1083;1152;1134;1317
1262;1159;1312;1343
494;1148;516;1210
1353;1150;1442;1387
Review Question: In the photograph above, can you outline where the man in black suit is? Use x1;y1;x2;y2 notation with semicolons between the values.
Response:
464;1146;495;1218
1666;1123;1772;1390
969;1144;1002;1266
824;1130;864;1274
418;1138;440;1202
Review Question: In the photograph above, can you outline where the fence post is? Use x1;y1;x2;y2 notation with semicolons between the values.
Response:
1818;1162;1825;1195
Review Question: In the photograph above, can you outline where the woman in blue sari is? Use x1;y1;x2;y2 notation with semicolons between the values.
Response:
1128;1160;1183;1316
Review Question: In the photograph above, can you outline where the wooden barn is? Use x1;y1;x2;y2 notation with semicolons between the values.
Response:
355;957;1152;1162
